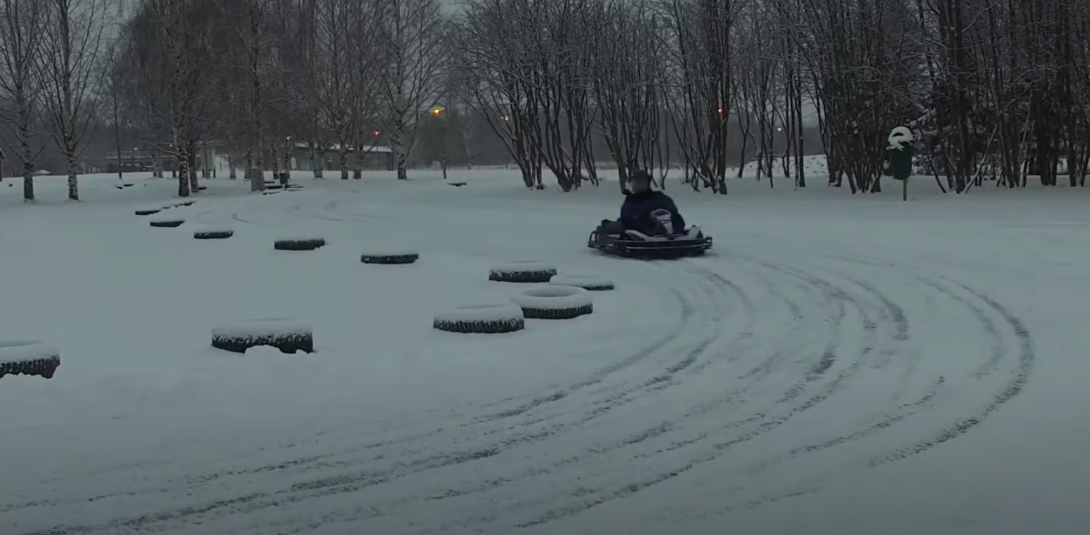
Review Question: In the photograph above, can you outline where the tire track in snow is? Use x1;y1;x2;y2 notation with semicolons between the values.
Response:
613;268;1036;524
327;259;1032;533
871;278;1034;466
510;255;1007;529
467;255;887;531
0;254;856;534
5;257;738;534
287;198;392;223
10;249;1037;535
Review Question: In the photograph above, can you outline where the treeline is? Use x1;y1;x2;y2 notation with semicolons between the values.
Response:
2;0;1086;201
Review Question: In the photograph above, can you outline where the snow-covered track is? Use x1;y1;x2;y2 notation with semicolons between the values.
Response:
3;252;1036;534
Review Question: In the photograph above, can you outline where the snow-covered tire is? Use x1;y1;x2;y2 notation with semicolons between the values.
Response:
361;250;418;265
0;341;61;379
550;274;615;291
488;261;557;283
194;229;233;240
150;218;184;228
511;285;593;319
433;304;525;334
135;209;160;216
274;237;325;251
211;319;314;354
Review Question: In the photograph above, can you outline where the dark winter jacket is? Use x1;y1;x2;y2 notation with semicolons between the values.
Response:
620;190;686;234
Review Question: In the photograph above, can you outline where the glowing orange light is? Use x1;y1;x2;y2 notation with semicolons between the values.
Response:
430;106;445;117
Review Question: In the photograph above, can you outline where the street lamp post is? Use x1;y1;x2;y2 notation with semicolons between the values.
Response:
430;106;448;180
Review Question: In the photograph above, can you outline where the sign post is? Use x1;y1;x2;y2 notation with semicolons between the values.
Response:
887;127;914;201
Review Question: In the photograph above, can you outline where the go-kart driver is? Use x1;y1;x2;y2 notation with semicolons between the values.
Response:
618;169;686;235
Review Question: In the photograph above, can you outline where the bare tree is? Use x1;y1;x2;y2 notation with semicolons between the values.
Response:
122;0;216;197
661;0;743;194
315;0;363;180
454;0;544;188
373;0;448;180
36;0;109;201
0;0;46;201
217;0;278;192
591;0;667;190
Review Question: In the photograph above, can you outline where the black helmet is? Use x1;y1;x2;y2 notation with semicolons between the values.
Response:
628;169;652;183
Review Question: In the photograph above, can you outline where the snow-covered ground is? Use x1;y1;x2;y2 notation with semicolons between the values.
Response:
2;165;1089;535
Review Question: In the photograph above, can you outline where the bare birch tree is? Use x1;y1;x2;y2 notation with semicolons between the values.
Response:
36;0;109;201
314;0;364;180
217;0;277;192
0;0;45;201
123;0;216;197
373;0;448;180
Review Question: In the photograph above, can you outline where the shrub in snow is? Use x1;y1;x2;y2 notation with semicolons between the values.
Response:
135;208;160;216
550;274;615;291
274;237;325;251
194;229;233;240
511;285;593;319
211;319;314;354
0;341;61;379
361;249;419;265
488;261;558;283
150;218;184;228
433;304;525;334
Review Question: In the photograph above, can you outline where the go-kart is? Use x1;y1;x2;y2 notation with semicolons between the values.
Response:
588;209;713;258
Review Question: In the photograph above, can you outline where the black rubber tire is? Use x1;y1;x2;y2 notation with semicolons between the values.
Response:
194;230;234;240
550;275;615;291
511;286;594;320
0;342;61;379
211;321;314;354
150;219;185;228
433;304;525;334
135;209;160;216
488;261;558;283
274;238;325;251
361;253;418;265
522;303;593;319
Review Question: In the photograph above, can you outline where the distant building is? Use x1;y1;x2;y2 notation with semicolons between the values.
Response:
288;142;395;172
103;141;396;175
104;142;229;174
